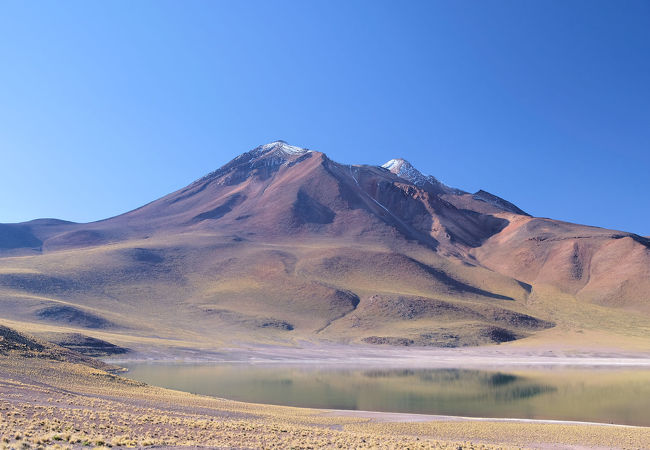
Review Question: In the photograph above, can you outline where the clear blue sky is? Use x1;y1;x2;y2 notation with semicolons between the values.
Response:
1;1;649;235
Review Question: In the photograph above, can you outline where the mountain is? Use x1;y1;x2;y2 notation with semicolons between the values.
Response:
1;141;648;351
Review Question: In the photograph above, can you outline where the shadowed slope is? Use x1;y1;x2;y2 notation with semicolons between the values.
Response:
0;323;119;370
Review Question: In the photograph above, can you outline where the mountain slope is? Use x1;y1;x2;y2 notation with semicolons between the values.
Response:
472;215;650;313
0;141;648;350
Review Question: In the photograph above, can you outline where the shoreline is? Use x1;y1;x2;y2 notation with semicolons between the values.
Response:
320;409;641;428
105;342;650;368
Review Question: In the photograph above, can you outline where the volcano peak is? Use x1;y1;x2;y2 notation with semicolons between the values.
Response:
256;140;311;157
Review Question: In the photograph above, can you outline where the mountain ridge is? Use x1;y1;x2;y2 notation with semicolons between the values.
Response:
0;141;648;351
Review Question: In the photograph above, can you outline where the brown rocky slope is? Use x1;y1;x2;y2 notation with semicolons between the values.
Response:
0;141;647;350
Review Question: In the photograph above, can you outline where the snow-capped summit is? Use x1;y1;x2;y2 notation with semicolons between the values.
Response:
382;158;423;183
256;140;311;157
382;158;457;194
381;158;433;186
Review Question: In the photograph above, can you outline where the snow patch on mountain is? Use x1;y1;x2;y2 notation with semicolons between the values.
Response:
382;158;448;189
382;159;427;185
256;141;311;157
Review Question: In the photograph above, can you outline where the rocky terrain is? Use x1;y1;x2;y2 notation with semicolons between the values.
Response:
0;141;648;352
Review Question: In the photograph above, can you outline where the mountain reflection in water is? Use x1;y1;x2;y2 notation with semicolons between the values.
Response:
122;364;650;426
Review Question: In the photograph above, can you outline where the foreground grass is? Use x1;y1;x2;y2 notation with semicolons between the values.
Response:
346;421;650;449
0;355;649;449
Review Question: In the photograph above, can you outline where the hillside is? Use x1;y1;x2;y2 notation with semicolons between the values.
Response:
0;323;120;371
0;141;648;352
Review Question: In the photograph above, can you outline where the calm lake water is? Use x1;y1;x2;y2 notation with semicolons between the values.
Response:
122;364;650;426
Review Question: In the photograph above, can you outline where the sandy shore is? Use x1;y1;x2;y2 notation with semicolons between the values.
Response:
322;409;639;426
106;342;650;368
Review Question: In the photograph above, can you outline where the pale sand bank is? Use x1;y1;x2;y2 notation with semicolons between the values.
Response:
321;409;641;427
107;342;650;368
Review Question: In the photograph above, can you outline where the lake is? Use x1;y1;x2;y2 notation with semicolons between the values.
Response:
122;363;650;426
